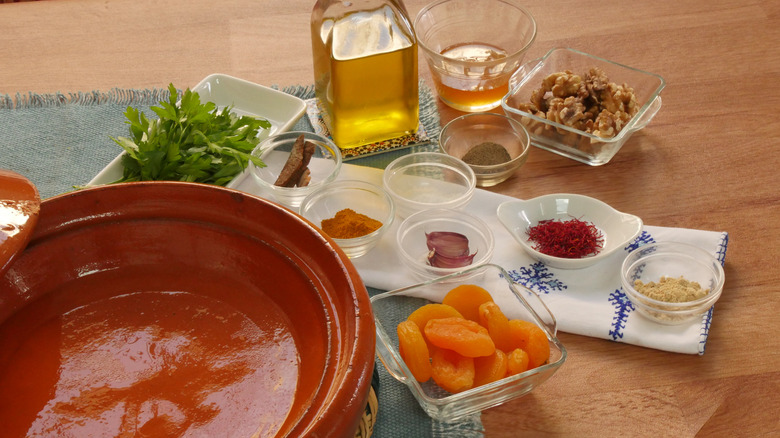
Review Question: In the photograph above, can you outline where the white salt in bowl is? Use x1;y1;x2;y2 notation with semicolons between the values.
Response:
382;152;476;219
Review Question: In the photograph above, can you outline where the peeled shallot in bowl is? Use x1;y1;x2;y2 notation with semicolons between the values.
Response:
426;231;477;268
397;209;494;281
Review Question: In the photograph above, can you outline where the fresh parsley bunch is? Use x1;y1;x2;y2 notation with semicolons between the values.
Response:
111;84;270;186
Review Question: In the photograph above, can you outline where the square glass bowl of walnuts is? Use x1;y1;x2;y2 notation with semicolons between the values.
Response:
501;47;665;166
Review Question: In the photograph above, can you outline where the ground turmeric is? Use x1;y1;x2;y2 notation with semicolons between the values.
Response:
321;208;382;239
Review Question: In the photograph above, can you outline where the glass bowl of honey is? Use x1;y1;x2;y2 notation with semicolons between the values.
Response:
414;0;537;112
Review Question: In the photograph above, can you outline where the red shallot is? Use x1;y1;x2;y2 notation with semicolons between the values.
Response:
426;231;477;268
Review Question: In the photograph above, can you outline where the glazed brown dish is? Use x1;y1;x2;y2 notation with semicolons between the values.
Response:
0;182;375;437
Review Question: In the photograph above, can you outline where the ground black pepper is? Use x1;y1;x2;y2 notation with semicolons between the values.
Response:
461;142;511;166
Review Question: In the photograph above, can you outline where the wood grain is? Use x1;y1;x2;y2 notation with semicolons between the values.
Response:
1;0;779;436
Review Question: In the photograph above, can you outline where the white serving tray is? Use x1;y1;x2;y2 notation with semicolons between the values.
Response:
88;73;306;187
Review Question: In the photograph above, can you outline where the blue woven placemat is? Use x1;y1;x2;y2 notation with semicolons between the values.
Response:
0;83;484;437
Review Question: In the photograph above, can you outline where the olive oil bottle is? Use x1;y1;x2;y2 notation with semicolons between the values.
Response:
311;0;419;149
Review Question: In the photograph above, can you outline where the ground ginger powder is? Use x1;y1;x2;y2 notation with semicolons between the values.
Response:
633;276;710;303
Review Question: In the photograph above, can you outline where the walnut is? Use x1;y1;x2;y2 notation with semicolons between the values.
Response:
616;84;639;116
529;88;546;111
558;97;590;132
581;118;595;133
542;71;582;98
558;98;586;126
584;67;609;94
593;109;626;138
515;102;538;114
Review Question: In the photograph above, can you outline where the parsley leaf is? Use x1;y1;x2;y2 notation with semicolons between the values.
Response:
110;84;270;185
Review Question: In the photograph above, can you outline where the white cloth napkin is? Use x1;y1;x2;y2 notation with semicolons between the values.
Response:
234;163;729;355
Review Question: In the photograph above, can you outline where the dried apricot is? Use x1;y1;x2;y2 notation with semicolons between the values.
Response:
399;285;555;394
478;301;514;352
424;317;495;358
507;319;551;369
442;284;494;322
506;348;530;376
473;349;508;387
431;348;474;393
397;320;432;382
407;303;464;332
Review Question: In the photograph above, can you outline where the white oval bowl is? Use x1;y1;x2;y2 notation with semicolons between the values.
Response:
497;193;643;269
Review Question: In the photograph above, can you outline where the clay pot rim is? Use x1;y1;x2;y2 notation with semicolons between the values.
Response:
8;181;376;437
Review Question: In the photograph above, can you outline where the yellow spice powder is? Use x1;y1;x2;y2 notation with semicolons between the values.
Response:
633;276;710;303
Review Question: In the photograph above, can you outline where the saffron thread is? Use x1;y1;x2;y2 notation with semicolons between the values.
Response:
526;218;604;259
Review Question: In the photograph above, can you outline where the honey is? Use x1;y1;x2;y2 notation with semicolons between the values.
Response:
430;42;510;112
312;1;419;149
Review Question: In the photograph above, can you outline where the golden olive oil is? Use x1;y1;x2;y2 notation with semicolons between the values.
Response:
312;1;419;149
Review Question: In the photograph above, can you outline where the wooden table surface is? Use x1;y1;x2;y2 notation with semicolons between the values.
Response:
2;0;779;436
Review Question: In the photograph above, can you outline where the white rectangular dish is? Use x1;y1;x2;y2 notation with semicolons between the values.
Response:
87;73;306;187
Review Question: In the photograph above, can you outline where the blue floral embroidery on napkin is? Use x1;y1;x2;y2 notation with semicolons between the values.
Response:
699;232;728;354
608;289;635;340
622;231;657;282
507;262;567;295
699;306;714;354
626;230;655;252
716;232;729;266
605;232;653;341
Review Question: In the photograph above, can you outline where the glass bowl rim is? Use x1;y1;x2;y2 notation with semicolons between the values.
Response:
620;241;725;309
439;112;531;171
298;179;396;244
413;0;538;66
371;263;567;405
250;130;343;190
382;152;477;207
395;207;496;276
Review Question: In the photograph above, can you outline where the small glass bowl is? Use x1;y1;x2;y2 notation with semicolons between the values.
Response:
620;242;725;325
298;180;394;259
372;263;567;422
497;193;643;269
382;152;476;219
414;0;537;112
250;131;342;209
396;208;494;281
501;47;666;166
439;112;531;187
